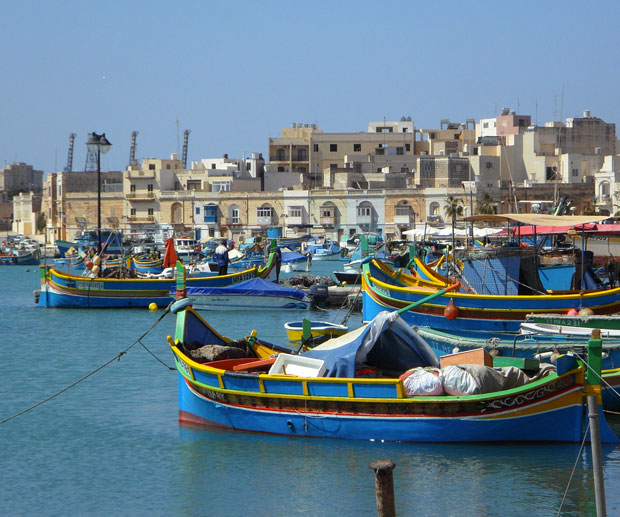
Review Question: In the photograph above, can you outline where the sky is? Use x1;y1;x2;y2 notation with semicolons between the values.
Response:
2;1;620;175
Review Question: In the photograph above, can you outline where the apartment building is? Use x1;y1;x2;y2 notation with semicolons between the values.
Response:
0;162;43;193
269;121;416;188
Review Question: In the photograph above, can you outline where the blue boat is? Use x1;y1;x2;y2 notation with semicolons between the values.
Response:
37;253;277;308
175;277;310;310
168;307;618;443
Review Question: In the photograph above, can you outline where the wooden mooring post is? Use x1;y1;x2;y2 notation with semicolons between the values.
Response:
369;459;396;517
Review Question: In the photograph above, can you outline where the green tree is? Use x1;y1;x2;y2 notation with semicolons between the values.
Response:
476;192;497;215
36;212;47;233
444;196;464;253
583;199;597;215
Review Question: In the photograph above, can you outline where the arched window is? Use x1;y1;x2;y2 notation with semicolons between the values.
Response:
228;204;240;224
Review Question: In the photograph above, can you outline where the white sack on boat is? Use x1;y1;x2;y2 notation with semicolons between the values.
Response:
442;365;533;395
399;367;444;396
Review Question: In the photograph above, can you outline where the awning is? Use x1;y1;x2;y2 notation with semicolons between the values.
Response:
465;213;608;227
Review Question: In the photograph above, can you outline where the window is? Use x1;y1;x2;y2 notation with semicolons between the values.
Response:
276;149;285;161
313;144;319;152
231;207;240;224
405;143;411;152
211;163;216;169
396;147;404;155
572;168;579;177
298;148;307;160
195;207;200;215
204;205;217;223
166;164;170;169
354;144;361;152
486;162;493;169
257;207;272;218
130;208;136;216
289;208;302;218
330;144;338;152
424;164;432;173
212;181;231;193
130;184;136;192
357;206;371;217
147;184;153;192
148;208;154;216
483;122;489;128
321;207;333;218
395;206;410;216
246;162;251;170
330;163;337;170
148;163;155;170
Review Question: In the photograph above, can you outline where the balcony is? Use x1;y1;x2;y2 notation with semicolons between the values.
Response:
393;215;411;225
320;216;335;227
222;217;241;226
127;169;156;179
257;216;273;226
126;215;155;223
286;216;304;226
127;192;155;200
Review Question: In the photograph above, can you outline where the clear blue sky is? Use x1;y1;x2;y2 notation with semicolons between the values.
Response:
2;1;620;175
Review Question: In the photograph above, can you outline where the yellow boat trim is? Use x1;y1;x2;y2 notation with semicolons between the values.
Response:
366;260;620;301
171;344;582;405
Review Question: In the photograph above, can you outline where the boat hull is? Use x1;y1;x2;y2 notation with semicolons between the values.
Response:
285;321;349;342
39;258;275;308
176;372;590;442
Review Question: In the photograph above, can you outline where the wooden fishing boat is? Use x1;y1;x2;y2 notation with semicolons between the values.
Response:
284;320;349;343
37;253;276;308
0;248;40;265
362;257;620;333
131;254;163;274
168;304;618;443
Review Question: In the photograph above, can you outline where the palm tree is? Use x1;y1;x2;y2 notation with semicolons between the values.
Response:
477;192;497;215
444;196;464;257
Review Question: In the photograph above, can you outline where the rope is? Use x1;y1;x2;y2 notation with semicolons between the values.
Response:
556;421;590;517
0;302;174;426
341;284;363;326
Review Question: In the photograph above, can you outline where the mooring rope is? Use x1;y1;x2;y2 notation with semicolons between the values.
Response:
556;421;591;517
0;303;174;426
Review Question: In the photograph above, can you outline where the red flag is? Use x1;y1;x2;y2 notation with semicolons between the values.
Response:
162;238;178;268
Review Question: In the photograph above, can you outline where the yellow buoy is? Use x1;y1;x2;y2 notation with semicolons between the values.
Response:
149;302;158;311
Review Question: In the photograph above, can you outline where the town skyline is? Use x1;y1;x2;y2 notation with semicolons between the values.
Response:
2;1;620;175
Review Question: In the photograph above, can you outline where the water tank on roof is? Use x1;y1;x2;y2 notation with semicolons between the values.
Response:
584;110;591;118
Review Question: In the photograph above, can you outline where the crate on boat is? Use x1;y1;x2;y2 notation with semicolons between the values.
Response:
268;354;326;377
440;348;493;368
492;356;540;372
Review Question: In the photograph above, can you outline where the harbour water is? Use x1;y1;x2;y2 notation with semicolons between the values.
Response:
1;263;620;516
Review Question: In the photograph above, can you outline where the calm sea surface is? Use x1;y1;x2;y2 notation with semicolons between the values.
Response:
1;261;620;516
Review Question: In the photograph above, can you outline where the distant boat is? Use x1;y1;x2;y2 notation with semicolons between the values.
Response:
38;250;277;308
56;230;130;257
0;248;40;265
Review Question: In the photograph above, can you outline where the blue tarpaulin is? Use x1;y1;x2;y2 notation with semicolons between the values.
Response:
302;311;439;377
181;277;307;300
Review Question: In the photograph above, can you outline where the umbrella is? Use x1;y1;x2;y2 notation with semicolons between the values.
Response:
162;238;178;268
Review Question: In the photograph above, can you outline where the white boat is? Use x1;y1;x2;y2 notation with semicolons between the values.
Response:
520;321;620;338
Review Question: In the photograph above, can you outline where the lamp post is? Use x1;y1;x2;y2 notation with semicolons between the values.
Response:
86;132;112;253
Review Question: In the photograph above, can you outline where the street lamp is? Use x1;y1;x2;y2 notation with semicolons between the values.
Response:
86;132;112;253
